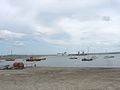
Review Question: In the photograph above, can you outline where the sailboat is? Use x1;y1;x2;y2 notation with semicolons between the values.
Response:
81;48;93;61
5;49;15;61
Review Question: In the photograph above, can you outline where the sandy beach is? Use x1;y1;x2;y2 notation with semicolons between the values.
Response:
0;67;120;90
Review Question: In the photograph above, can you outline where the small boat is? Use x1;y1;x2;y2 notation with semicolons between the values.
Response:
13;62;24;69
26;57;46;62
69;57;78;59
82;58;93;61
5;58;15;61
26;57;41;61
104;56;114;59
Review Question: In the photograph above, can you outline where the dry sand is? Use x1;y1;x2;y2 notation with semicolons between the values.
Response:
0;67;120;90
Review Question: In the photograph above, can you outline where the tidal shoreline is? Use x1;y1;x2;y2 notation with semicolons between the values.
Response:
0;67;120;90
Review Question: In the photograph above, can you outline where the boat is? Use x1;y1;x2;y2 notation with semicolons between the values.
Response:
26;57;41;61
13;62;24;69
69;57;78;59
5;58;15;61
82;58;93;61
104;56;114;59
81;49;93;61
26;56;46;62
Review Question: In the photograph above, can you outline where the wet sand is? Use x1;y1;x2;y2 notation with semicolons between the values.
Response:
0;67;120;90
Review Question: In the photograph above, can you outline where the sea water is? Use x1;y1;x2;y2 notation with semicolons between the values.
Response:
1;54;120;67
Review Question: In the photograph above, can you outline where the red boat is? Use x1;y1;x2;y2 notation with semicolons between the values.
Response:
26;56;41;62
13;62;24;69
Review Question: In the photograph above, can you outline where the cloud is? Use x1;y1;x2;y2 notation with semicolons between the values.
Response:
33;14;120;47
33;25;71;45
1;0;120;53
13;41;25;47
0;30;25;40
4;0;111;22
0;0;20;21
14;0;110;12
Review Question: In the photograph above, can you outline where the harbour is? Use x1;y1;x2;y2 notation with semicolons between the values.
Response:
1;52;120;68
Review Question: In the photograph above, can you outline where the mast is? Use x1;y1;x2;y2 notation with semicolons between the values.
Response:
87;47;89;59
11;49;13;55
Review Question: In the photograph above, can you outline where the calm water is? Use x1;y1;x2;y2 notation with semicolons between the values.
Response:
1;54;120;67
36;55;120;67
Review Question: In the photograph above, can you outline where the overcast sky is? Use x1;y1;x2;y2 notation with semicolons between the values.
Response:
0;0;120;54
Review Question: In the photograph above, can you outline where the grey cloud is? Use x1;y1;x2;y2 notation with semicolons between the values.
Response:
48;32;71;41
0;30;26;40
1;0;120;50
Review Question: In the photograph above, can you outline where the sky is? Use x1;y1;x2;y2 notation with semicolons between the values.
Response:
0;0;120;55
